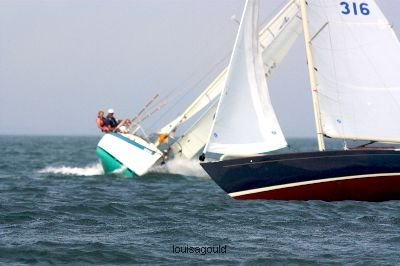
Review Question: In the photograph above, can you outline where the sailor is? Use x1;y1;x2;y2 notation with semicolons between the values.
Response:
96;110;110;132
106;108;119;130
117;119;131;134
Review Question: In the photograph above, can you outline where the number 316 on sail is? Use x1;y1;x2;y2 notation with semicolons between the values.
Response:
340;2;370;15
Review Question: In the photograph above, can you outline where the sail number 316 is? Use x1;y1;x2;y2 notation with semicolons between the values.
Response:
340;2;370;15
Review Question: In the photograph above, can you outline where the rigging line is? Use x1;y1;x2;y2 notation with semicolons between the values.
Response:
147;0;289;133
311;22;328;42
130;93;159;124
134;101;168;125
142;60;226;133
147;51;231;131
141;11;239;132
355;140;376;149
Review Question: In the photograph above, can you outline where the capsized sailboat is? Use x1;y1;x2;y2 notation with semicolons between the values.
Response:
96;94;165;177
200;0;400;201
96;0;302;177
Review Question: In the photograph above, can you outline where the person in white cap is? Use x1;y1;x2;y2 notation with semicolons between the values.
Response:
106;108;119;131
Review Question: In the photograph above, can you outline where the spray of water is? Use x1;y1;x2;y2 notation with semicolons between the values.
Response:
150;158;209;178
38;159;208;178
38;163;104;176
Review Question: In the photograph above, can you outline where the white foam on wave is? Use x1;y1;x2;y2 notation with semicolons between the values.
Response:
38;162;104;176
150;158;209;178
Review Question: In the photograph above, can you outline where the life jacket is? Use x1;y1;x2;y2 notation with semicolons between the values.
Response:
96;117;110;132
102;117;109;126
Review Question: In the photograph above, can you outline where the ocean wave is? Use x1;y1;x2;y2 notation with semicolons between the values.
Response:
150;159;209;178
38;163;104;176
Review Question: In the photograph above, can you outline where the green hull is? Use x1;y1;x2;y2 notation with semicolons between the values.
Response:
96;147;136;177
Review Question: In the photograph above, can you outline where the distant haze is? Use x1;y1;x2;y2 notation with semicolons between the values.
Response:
1;0;398;137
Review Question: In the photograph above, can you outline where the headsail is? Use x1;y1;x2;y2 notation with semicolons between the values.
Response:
204;0;287;156
170;0;301;159
305;0;400;143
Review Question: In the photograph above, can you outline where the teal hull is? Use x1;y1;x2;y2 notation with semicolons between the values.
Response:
96;147;136;177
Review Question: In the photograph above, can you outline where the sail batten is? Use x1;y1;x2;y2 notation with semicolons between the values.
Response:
305;0;400;143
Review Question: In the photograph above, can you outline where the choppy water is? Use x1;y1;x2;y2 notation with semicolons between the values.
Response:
1;136;400;265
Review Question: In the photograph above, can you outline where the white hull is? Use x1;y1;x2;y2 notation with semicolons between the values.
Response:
97;133;163;176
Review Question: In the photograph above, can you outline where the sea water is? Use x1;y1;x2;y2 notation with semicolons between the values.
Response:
1;136;400;265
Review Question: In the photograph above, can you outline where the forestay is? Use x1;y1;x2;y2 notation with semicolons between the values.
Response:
306;0;400;142
204;0;287;156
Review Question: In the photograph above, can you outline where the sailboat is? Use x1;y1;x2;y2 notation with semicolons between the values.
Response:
200;0;400;201
96;0;302;177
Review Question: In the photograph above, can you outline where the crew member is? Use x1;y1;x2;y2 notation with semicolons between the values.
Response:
96;110;110;132
106;108;120;131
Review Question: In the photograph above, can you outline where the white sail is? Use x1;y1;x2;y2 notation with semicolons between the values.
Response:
205;0;287;156
158;0;301;138
306;0;400;143
168;0;301;158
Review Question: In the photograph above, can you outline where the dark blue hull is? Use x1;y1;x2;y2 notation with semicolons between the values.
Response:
200;149;400;201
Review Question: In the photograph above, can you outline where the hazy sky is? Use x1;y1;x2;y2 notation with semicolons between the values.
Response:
0;0;399;137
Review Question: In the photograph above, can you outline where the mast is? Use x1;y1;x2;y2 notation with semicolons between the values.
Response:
299;0;325;151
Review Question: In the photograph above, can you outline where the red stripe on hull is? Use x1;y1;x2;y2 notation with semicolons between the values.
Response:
234;175;400;201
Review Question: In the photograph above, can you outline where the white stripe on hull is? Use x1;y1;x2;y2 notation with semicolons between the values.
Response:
228;172;400;198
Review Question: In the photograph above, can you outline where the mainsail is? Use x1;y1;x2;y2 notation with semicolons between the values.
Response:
204;0;287;156
169;0;301;158
305;0;400;143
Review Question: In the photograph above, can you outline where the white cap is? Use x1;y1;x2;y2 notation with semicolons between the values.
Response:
107;108;114;114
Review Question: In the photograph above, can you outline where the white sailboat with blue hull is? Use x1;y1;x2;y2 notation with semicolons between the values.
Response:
201;0;400;201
